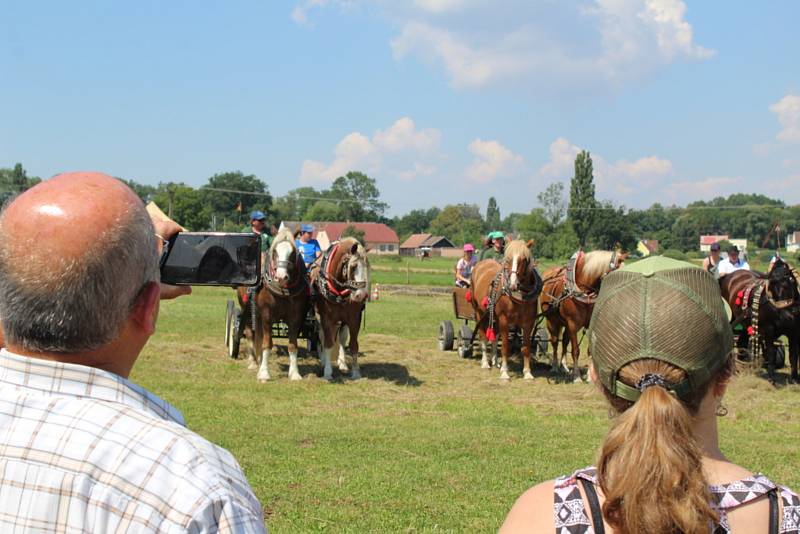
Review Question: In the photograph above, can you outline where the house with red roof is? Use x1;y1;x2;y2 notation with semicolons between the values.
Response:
279;221;399;254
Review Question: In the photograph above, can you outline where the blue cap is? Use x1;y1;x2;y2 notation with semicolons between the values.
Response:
250;210;266;221
301;224;314;233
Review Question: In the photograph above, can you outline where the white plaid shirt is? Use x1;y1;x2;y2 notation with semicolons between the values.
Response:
0;349;266;533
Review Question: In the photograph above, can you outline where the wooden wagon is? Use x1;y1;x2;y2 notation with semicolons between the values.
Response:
437;287;549;359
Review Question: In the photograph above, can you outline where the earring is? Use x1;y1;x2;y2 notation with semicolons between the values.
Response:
715;400;728;417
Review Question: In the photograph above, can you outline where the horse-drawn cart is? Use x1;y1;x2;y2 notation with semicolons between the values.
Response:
225;299;318;359
437;287;549;359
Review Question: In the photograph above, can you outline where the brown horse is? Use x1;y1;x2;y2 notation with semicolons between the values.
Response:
310;238;370;380
237;228;310;382
539;249;627;382
469;240;541;380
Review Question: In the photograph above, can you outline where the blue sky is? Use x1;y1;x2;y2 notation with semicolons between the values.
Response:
1;1;799;216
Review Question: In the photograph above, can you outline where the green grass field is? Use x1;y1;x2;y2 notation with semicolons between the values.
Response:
135;287;800;532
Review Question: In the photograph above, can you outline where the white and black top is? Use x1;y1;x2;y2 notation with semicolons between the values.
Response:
554;467;800;533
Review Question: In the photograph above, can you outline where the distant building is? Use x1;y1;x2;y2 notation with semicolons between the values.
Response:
399;233;456;257
637;239;659;257
699;234;729;252
787;231;800;253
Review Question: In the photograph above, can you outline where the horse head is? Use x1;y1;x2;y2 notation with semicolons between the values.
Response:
504;239;535;292
767;257;799;308
269;229;299;288
578;249;626;292
336;238;371;303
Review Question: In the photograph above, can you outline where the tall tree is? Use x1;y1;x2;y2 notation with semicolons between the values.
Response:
0;163;41;203
569;151;596;248
392;207;440;239
485;197;501;230
537;182;566;226
429;204;484;246
329;171;387;222
201;171;272;223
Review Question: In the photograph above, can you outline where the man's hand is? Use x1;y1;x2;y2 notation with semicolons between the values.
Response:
153;219;192;300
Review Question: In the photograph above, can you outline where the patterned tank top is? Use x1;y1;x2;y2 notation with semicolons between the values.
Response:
554;467;800;533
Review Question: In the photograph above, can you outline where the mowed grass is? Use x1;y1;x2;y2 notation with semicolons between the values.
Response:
134;287;800;532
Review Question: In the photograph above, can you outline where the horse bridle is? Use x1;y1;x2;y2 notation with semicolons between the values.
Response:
316;244;368;303
264;248;308;297
502;256;542;302
765;269;800;310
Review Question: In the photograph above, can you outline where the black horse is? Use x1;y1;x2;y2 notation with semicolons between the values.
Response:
720;258;800;384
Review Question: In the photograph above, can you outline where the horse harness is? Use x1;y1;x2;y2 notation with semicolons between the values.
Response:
478;259;543;341
314;242;367;305
542;250;618;313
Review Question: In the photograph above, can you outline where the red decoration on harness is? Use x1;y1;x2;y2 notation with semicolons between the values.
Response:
735;298;742;306
242;293;249;304
747;326;755;336
486;327;496;342
481;296;489;308
737;290;744;298
465;290;472;302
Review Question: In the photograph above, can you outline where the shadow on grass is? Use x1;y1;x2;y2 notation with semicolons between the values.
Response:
276;350;423;386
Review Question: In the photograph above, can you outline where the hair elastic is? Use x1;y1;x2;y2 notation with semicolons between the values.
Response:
636;373;669;392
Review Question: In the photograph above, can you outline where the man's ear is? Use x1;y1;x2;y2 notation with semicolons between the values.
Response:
130;281;160;335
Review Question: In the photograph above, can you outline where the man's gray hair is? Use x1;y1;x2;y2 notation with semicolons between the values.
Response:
0;202;160;353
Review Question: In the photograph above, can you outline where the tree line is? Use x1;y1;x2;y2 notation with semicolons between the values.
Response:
3;156;798;259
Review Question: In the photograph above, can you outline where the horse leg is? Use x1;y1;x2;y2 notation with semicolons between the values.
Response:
318;321;336;381
499;319;510;380
763;336;776;385
337;325;350;373
287;325;302;381
256;318;272;382
480;330;491;369
547;319;560;373
522;321;534;381
347;319;362;380
789;334;800;384
567;323;581;383
246;307;259;370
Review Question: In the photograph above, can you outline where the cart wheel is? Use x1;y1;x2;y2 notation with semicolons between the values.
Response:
457;325;473;358
225;300;235;348
228;314;241;359
438;321;454;351
769;344;786;369
534;327;549;358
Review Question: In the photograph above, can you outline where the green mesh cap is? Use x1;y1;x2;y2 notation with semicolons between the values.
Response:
588;256;733;402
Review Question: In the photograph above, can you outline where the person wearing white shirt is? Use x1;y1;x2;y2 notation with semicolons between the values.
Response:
717;246;750;277
0;172;265;533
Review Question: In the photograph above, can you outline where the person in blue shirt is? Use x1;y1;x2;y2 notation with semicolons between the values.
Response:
296;224;322;268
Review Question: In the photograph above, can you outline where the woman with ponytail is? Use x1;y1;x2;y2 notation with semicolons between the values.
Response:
501;256;800;534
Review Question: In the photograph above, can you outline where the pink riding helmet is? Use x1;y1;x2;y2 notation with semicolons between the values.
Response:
463;243;475;252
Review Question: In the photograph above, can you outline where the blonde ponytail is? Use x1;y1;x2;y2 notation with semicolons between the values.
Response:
597;359;722;534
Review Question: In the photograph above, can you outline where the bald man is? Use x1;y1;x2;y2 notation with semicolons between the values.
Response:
0;173;265;533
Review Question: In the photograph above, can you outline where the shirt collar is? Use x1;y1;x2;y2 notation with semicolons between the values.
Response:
0;349;185;426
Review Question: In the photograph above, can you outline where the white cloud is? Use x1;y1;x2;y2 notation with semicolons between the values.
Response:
537;137;672;195
299;117;442;184
412;0;467;13
295;0;715;91
465;139;523;183
770;94;800;144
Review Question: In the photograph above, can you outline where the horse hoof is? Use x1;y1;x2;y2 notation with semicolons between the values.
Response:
481;361;491;369
572;376;582;384
500;373;510;381
322;374;333;382
350;372;362;380
523;373;534;381
288;373;302;381
247;362;258;370
339;366;349;373
257;376;270;383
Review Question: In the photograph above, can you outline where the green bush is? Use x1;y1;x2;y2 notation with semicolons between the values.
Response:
685;250;702;259
662;249;688;261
